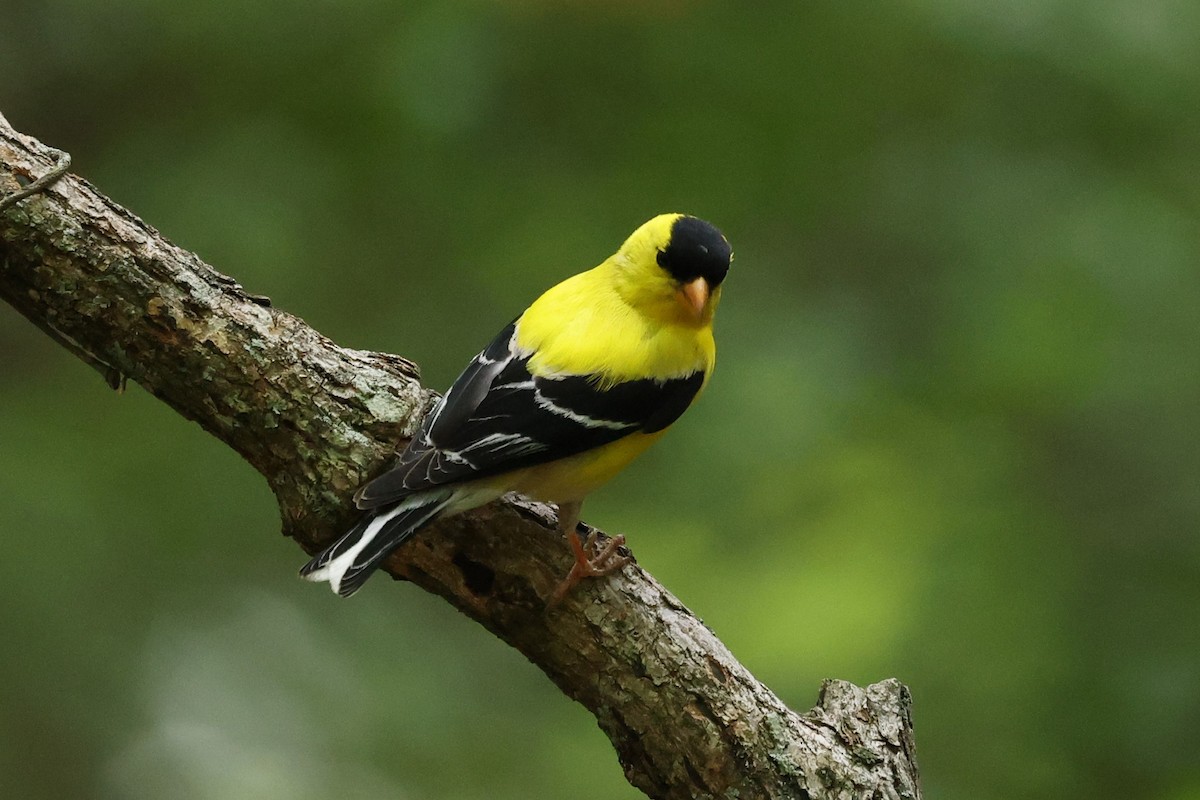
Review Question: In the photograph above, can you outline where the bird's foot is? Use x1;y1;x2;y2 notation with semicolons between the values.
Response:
548;526;632;607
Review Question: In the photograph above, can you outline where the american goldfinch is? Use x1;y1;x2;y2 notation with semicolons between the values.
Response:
302;213;731;599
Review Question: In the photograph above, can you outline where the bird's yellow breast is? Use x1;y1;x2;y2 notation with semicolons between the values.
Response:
515;264;716;386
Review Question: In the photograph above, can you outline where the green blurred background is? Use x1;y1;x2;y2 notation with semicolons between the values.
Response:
3;1;1199;798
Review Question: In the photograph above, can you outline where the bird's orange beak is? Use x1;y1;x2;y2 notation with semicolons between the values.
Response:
676;277;711;320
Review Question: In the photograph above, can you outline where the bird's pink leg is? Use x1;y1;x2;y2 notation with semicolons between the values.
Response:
548;501;631;607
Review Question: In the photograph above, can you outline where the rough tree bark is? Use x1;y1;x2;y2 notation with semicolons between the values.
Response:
0;111;921;800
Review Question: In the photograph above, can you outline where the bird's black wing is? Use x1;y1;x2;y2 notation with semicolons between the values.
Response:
354;321;704;508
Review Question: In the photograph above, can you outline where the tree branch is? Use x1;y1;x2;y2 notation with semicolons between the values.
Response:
1;111;921;800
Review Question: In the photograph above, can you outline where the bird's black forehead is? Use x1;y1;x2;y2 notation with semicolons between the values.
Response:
656;216;731;287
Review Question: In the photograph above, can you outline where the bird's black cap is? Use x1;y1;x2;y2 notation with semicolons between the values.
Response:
656;216;731;288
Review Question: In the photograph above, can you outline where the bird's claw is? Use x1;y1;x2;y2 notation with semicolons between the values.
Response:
548;528;632;607
577;529;632;577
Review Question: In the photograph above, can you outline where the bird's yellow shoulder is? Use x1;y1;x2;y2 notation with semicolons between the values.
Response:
514;214;728;386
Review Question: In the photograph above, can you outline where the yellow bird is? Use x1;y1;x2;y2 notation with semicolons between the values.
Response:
302;214;731;599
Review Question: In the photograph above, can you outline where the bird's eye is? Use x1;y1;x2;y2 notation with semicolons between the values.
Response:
656;249;669;268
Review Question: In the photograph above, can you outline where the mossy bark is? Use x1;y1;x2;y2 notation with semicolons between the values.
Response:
1;111;921;800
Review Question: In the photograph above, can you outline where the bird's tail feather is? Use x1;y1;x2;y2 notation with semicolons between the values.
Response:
300;491;451;597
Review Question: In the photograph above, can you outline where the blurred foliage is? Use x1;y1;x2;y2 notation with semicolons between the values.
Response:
3;1;1200;798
